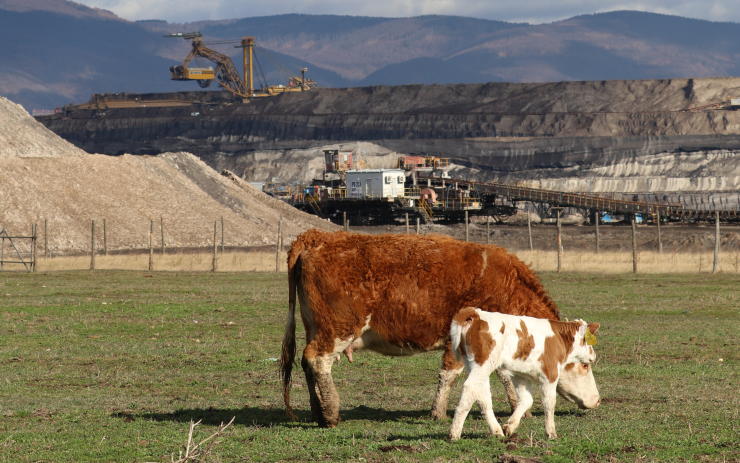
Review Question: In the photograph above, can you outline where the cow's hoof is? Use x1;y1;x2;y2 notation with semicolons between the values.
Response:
431;410;449;421
317;416;340;428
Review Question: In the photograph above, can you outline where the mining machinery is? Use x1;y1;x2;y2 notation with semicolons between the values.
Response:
166;32;316;99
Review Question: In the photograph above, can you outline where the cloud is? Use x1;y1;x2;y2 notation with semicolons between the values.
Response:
74;0;740;24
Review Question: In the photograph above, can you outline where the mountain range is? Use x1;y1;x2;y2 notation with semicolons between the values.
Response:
2;0;740;111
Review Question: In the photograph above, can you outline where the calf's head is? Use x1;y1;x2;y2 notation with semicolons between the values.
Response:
556;321;601;410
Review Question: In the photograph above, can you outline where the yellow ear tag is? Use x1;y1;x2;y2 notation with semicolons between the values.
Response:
585;331;597;346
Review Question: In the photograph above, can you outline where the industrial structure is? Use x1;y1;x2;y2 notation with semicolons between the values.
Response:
268;150;738;225
166;32;316;99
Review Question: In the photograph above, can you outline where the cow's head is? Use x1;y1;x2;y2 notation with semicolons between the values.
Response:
556;321;600;409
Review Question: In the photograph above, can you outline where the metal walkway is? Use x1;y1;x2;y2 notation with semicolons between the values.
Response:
417;175;739;221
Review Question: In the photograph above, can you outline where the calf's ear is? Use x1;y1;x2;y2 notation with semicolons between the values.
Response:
587;322;600;334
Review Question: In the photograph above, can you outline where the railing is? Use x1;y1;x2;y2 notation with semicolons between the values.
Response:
305;195;323;216
418;200;434;222
418;174;683;216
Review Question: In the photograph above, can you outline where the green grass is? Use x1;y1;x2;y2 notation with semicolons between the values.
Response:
0;271;737;462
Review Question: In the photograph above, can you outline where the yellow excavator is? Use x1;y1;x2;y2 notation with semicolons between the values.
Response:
166;32;316;100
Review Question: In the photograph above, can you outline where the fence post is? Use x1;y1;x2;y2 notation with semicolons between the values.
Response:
594;210;600;254
405;213;410;234
486;216;491;245
44;218;49;258
465;210;469;242
31;224;37;273
556;210;562;273
0;234;3;270
148;220;154;271
656;209;662;254
103;218;108;256
161;217;166;256
631;216;638;274
211;220;218;272
220;216;225;254
416;217;420;235
343;212;348;232
90;220;96;271
527;211;533;252
275;217;283;273
713;211;720;273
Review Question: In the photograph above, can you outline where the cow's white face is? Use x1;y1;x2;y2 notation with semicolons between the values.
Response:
557;321;600;409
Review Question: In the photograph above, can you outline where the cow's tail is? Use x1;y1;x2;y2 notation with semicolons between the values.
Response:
279;237;305;421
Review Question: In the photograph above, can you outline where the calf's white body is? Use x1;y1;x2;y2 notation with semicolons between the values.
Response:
449;307;600;440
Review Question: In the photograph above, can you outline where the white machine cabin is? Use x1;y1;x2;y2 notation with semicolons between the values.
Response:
347;169;406;199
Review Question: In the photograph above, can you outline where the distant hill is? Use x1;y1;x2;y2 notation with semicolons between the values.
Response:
2;1;740;111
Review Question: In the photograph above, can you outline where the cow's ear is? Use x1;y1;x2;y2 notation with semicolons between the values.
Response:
587;322;600;335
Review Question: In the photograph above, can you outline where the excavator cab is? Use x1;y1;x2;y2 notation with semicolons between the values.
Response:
169;65;215;88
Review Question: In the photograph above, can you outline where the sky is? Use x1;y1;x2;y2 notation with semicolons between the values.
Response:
73;0;739;24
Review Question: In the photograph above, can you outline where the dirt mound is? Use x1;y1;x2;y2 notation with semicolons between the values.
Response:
0;96;336;254
0;97;85;158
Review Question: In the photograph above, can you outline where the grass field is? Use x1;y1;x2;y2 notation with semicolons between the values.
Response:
0;271;737;462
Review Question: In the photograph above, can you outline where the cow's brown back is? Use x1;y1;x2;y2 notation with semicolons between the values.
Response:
296;230;557;351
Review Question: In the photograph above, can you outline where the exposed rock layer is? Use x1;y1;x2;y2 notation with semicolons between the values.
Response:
36;78;740;210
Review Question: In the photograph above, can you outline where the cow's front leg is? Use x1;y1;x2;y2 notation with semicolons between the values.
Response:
303;345;340;427
496;369;519;413
432;345;464;420
503;377;534;436
541;381;558;439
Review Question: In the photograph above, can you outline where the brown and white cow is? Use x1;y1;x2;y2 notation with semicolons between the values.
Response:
449;307;601;440
279;229;569;427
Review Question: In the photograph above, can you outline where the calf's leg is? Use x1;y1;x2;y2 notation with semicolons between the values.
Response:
541;381;558;439
477;373;504;438
503;378;534;436
432;346;464;420
450;366;502;440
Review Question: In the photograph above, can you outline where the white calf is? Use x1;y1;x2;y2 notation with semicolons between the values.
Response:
449;307;600;440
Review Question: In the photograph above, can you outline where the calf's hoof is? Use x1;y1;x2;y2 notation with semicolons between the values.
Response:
547;431;558;439
490;429;505;438
502;424;516;437
449;432;461;441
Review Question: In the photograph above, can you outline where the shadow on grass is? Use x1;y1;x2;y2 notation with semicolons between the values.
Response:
131;405;431;428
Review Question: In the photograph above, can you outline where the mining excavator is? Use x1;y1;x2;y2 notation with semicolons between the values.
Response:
166;32;316;100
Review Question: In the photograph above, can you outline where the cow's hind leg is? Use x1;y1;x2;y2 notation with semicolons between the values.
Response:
432;345;464;420
301;355;323;423
303;345;340;427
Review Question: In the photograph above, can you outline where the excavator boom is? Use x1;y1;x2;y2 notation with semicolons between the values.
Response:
168;34;247;98
167;32;314;99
